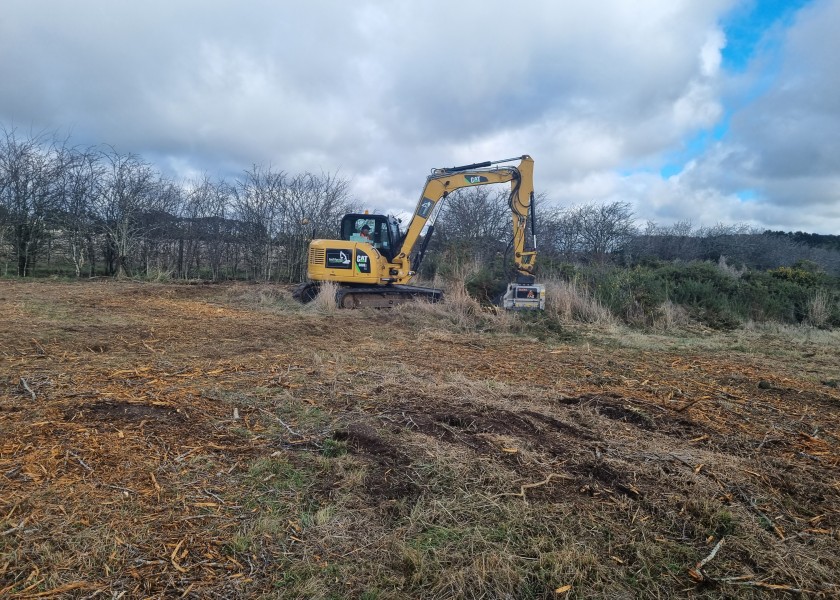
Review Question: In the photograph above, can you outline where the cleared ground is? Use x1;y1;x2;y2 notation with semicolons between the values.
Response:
1;280;839;599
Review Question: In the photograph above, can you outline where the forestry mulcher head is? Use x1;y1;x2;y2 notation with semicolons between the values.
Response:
502;282;546;310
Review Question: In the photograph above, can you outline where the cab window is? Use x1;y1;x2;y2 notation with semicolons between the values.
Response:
343;218;376;243
340;214;399;260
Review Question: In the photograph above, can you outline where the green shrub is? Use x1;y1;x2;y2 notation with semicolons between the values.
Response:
538;260;840;330
464;265;508;304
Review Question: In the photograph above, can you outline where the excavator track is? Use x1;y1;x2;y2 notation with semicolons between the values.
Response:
335;284;443;309
292;281;321;303
293;282;443;308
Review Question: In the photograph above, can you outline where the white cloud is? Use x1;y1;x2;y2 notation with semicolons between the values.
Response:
700;29;725;77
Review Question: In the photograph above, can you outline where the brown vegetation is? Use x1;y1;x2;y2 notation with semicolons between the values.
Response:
1;281;839;598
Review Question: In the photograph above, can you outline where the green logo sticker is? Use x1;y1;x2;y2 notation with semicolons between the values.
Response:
465;175;488;184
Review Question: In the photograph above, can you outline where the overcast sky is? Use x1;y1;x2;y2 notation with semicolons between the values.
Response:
2;0;838;233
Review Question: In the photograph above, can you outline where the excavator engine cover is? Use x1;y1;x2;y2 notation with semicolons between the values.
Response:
502;283;546;310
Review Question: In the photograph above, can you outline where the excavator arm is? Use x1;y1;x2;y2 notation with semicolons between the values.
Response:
397;155;537;282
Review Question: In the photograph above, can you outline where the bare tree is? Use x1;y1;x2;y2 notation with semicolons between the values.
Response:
54;145;102;276
179;175;210;279
433;187;510;268
574;201;636;259
92;148;159;277
536;203;579;260
203;179;238;280
137;178;182;278
627;220;702;262
233;165;285;281
279;171;356;282
172;175;238;280
542;201;637;262
0;129;59;276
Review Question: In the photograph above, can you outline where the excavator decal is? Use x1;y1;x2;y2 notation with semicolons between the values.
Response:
355;250;371;274
417;198;434;219
326;250;351;268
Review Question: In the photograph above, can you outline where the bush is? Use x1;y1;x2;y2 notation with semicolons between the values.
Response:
540;260;840;330
464;266;508;305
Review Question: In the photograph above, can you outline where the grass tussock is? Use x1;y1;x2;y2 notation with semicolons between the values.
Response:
543;277;615;326
308;280;339;314
394;266;518;333
652;299;691;331
807;288;835;328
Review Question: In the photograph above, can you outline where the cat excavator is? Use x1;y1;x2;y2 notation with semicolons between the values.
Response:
294;155;545;310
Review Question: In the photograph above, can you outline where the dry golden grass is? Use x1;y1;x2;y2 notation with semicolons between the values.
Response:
1;280;839;598
543;277;616;326
309;280;340;314
807;288;835;328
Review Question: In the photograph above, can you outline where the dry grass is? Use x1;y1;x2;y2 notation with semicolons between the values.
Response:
220;281;296;308
394;275;517;333
543;277;616;326
806;288;834;328
2;280;840;598
653;299;691;331
309;280;339;314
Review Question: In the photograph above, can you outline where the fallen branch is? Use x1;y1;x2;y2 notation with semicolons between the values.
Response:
755;427;777;452
734;487;785;540
258;407;301;436
19;378;36;401
698;537;724;570
66;450;93;472
718;578;808;594
102;484;137;495
1;519;28;537
30;338;47;356
177;514;234;522
497;473;573;499
171;538;188;573
675;395;709;413
14;580;94;598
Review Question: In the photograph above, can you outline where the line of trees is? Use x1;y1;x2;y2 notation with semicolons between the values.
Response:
2;129;839;281
428;187;840;276
429;188;639;268
0;130;356;280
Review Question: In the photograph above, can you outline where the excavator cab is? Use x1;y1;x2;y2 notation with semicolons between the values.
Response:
340;213;402;261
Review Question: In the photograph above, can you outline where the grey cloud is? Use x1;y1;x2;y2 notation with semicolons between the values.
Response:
723;2;840;178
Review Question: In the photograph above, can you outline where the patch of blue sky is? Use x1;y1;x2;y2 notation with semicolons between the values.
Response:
736;189;759;202
658;121;730;178
630;3;815;183
720;0;813;72
659;163;682;178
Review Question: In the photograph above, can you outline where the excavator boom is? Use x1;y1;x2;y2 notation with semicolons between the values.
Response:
399;155;537;283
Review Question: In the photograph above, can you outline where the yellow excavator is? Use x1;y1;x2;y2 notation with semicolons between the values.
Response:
294;155;545;309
